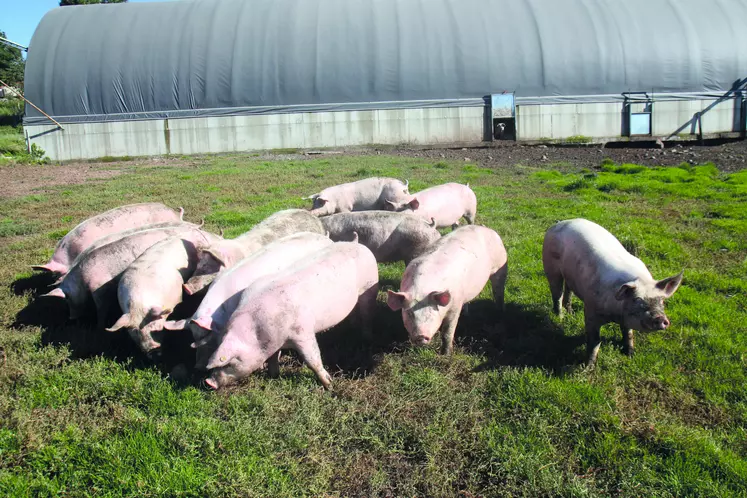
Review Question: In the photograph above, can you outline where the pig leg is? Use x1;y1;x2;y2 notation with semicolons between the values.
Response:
584;309;604;366
547;272;566;318
440;308;462;355
292;334;333;390
356;283;379;340
92;289;113;330
267;350;281;378
490;262;508;313
464;212;475;225
562;281;573;315
451;222;459;231
621;326;635;356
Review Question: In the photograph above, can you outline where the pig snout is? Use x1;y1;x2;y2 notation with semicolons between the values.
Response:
653;315;670;330
183;275;213;295
203;368;233;389
146;347;162;360
409;326;435;346
412;335;432;346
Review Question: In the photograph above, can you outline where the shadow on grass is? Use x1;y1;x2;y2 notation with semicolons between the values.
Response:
12;275;206;385
10;271;59;297
11;274;585;385
279;302;412;381
456;300;586;375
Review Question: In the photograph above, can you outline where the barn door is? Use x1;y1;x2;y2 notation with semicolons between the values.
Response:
491;92;516;140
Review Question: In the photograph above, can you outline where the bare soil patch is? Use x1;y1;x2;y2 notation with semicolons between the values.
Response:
364;138;747;173
1;139;745;199
0;156;190;199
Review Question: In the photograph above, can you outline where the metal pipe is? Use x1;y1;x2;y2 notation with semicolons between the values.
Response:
0;78;64;130
0;36;28;52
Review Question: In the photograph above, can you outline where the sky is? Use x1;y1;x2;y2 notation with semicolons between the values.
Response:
2;0;179;53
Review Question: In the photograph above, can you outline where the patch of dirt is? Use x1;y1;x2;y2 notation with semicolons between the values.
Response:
354;138;747;173
0;156;192;199
1;140;745;199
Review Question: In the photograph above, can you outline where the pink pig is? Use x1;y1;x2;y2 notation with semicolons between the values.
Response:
163;232;334;370
41;225;214;328
385;182;477;229
304;177;413;217
183;209;325;295
542;218;684;365
32;202;184;275
387;225;507;355
201;240;379;390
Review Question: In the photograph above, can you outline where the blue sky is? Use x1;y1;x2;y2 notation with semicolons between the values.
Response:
2;0;179;52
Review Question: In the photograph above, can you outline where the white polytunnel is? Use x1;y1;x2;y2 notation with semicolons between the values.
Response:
24;0;747;125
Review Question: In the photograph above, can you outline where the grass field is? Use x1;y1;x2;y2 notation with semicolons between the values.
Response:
1;154;746;497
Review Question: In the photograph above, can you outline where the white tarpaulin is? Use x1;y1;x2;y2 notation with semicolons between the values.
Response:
23;0;747;124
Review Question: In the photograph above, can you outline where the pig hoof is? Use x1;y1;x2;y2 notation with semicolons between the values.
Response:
321;372;333;390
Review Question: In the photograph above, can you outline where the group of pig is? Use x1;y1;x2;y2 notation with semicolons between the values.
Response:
32;176;684;390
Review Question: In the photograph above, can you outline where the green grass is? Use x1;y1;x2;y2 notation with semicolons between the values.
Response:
0;155;745;497
564;135;593;144
0;124;48;165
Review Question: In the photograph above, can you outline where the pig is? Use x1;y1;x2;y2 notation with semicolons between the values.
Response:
384;182;477;230
32;202;184;275
320;211;441;265
40;225;216;328
387;225;508;355
183;209;325;295
542;218;684;366
106;231;222;356
46;219;205;288
162;232;334;369
200;240;379;390
303;177;413;217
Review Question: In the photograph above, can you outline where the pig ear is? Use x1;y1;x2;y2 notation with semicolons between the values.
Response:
430;290;451;307
317;197;329;206
387;290;408;311
614;281;637;301
192;316;213;332
384;200;397;211
40;287;66;299
656;270;684;298
32;261;67;274
408;198;420;210
201;247;228;267
106;313;132;332
205;338;238;369
163;319;187;331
